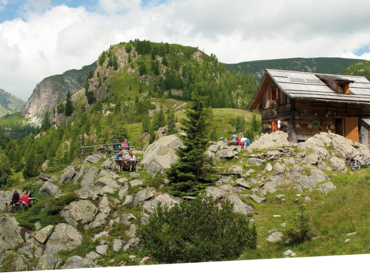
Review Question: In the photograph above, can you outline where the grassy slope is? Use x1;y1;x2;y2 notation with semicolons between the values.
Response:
342;60;370;81
0;112;27;126
224;57;365;80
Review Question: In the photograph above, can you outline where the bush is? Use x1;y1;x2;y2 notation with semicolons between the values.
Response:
138;195;257;263
284;205;312;244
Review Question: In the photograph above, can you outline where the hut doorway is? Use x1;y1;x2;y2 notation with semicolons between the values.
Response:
335;117;344;137
345;117;359;142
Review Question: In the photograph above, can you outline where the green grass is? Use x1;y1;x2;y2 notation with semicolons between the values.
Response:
240;169;370;260
0;112;27;126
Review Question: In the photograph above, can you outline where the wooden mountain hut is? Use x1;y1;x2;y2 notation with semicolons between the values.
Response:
248;69;370;144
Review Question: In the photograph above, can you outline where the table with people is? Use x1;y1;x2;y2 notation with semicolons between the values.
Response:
219;132;251;148
115;150;137;172
5;188;36;212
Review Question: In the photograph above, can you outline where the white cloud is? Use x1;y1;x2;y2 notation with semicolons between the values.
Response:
0;0;8;10
0;0;370;101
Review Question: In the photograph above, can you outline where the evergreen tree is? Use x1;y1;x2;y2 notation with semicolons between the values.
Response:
0;150;11;189
154;61;159;75
141;115;150;133
162;55;168;66
165;85;217;196
166;109;176;135
65;91;74;117
23;148;39;179
251;112;258;131
149;122;156;144
98;51;106;66
139;63;147;76
41;111;52;131
113;55;118;70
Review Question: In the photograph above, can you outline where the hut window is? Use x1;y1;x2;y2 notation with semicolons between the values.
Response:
270;88;279;101
338;83;350;94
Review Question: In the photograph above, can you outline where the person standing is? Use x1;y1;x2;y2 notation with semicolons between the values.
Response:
6;190;20;212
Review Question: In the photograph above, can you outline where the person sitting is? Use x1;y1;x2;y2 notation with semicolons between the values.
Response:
116;150;125;171
230;132;238;145
127;152;136;172
18;188;32;206
122;139;129;150
113;139;120;151
6;189;20;212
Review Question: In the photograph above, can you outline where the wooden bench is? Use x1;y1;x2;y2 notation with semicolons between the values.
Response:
10;198;38;212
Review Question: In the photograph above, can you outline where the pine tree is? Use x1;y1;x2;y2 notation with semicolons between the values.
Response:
0;150;11;189
113;55;118;70
41;111;52;131
23;148;39;179
149;122;156;144
65;91;74;116
141;115;150;133
166;109;176;135
165;84;217;196
139;63;147;76
154;60;159;75
162;55;168;66
251;112;258;131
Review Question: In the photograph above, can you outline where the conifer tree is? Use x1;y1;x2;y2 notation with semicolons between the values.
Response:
154;60;159;75
165;84;217;196
0;150;11;188
65;91;74;116
141;115;150;133
113;55;118;70
139;63;147;76
166;109;176;135
162;55;168;66
251;112;258;131
23;149;39;179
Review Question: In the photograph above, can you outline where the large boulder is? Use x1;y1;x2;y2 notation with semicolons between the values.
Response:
247;131;290;151
329;156;346;172
36;248;62;270
62;256;95;269
18;238;43;259
80;166;99;189
143;194;180;213
318;182;337;193
46;223;83;251
141;135;184;175
34;225;54;244
39;181;62;197
204;187;227;200
59;166;76;185
68;200;98;224
226;195;253;215
73;163;90;184
88;196;111;229
0;216;24;254
133;189;155;207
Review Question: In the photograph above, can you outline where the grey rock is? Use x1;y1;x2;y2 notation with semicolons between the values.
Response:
34;225;54;244
123;195;133;206
68;200;98;224
46;223;82;251
85;251;100;261
39;181;62;197
101;158;113;169
247;158;264;166
306;153;320;165
312;146;329;160
119;184;129;200
35;222;42;231
204;187;227;200
133;189;155;207
85;155;101;163
329;156;346;172
217;147;237;158
265;163;273;172
130;172;141;179
0;215;24;254
230;165;243;173
73;163;90;184
264;181;277;193
130;179;143;187
118;177;129;184
250;194;266;204
123;238;141;251
266;232;283;243
96;245;108;255
247;131;290;151
143;193;180;213
59;166;76;185
283;158;296;165
80;166;99;189
18;238;43;259
49;175;58;182
273;162;286;174
121;213;137;225
219;184;244;193
40;173;51;181
62;256;95;269
140;256;152;265
113;239;123;252
235;178;250;189
126;224;137;238
141;135;183;175
88;196;111;229
140;213;150;225
226;195;253;215
318;182;337;193
276;194;285;199
36;248;62;270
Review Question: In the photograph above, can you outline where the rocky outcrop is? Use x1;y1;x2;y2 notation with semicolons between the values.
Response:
68;200;98;224
247;131;290;151
143;194;180;213
59;166;76;185
62;256;95;269
34;225;54;244
22;61;97;118
36;248;62;270
141;135;183;175
39;182;62;197
46;223;82;251
0;216;24;254
133;189;155;207
226;195;253;215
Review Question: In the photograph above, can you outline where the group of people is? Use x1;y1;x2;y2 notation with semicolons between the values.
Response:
220;132;251;148
113;139;130;151
115;150;136;172
6;188;33;212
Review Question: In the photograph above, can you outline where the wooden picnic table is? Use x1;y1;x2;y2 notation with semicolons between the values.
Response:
115;159;140;172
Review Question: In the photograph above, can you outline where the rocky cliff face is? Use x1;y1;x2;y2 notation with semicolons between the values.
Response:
0;89;25;117
22;62;97;118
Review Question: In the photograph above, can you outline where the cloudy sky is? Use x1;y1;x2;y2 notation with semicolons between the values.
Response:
1;0;370;101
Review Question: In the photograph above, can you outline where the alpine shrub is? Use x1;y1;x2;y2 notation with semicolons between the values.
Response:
138;194;257;263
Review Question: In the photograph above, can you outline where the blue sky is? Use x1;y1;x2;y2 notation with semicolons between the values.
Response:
0;0;370;101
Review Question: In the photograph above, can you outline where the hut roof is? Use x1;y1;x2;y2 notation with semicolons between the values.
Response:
248;69;370;110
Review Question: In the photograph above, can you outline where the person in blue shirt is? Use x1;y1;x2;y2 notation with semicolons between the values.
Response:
116;151;125;171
